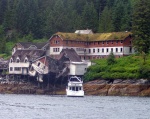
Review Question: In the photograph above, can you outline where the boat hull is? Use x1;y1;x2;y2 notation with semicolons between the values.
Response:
66;90;84;97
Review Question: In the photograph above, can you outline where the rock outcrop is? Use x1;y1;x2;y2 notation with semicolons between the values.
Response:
84;79;150;96
1;79;150;96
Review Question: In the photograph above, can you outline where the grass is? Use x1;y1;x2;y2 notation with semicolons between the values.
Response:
84;54;150;81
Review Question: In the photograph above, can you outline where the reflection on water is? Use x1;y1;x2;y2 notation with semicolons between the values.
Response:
0;94;150;119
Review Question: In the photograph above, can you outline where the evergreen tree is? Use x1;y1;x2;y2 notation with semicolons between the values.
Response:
82;2;98;32
98;6;114;32
0;25;6;53
132;0;150;55
3;0;15;30
112;1;124;31
0;0;7;25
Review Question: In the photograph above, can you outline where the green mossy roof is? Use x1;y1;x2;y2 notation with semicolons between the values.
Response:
55;32;132;42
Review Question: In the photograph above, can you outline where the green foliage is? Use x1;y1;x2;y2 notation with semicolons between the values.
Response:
84;55;150;81
98;6;114;32
132;0;150;54
0;0;135;39
107;52;116;65
139;65;150;79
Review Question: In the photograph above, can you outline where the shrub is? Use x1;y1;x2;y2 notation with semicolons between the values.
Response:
107;52;116;65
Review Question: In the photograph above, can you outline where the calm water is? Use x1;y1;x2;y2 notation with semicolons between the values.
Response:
0;94;150;119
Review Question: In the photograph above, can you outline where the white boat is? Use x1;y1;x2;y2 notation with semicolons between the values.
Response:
66;76;84;97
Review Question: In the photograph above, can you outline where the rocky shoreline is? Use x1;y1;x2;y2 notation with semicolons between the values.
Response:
84;79;150;96
0;79;150;96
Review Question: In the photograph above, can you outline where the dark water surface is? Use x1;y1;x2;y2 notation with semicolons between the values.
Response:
0;94;150;119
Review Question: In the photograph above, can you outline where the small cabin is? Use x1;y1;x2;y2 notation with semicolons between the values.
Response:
69;62;87;76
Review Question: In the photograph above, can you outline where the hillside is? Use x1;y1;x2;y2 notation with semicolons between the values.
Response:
84;54;150;81
0;0;138;58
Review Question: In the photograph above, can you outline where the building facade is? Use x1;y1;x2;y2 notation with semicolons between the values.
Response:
49;31;134;60
9;50;46;75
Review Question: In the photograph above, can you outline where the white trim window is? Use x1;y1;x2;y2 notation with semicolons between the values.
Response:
10;58;13;63
120;48;123;52
16;58;20;63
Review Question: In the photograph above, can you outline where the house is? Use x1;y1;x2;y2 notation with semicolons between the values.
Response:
56;49;87;78
28;56;58;76
49;31;134;60
12;42;49;55
28;55;59;82
28;49;87;81
9;50;46;75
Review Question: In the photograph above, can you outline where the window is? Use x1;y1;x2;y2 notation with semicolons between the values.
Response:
53;48;55;52
121;41;123;43
93;49;95;53
38;62;41;66
120;48;123;52
56;40;59;44
53;48;60;52
97;49;100;52
89;49;91;53
16;59;20;63
116;48;118;52
24;59;28;63
129;47;132;53
15;67;21;71
130;41;132;44
111;48;113;52
102;48;104;53
10;67;13;71
106;48;109;52
10;59;13;63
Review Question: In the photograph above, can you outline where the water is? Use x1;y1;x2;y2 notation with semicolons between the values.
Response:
0;94;150;119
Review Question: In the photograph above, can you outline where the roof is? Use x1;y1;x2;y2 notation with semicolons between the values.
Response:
11;50;46;62
75;29;93;34
18;42;48;49
32;55;59;73
59;49;82;62
0;60;8;69
54;31;132;42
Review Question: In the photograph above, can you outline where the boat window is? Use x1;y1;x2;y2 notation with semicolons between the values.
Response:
79;87;81;90
76;87;78;91
69;87;71;90
72;87;75;91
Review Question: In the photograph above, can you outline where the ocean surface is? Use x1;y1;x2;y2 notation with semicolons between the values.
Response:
0;94;150;119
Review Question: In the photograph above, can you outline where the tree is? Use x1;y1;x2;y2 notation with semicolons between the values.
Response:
107;52;116;65
0;25;6;53
98;6;114;32
132;0;150;55
82;2;98;32
0;0;7;24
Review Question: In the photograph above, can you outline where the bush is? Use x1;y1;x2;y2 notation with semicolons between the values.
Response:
139;65;150;78
107;52;116;65
84;55;150;81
